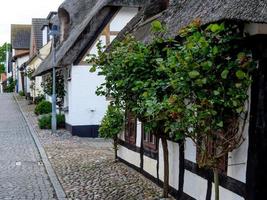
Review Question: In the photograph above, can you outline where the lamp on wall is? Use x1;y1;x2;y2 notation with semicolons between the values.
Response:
49;24;60;134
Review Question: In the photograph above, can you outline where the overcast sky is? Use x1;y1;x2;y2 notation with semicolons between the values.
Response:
0;0;64;45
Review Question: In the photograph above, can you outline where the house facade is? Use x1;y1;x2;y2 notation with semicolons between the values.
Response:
33;0;146;137
10;24;31;93
0;73;7;93
41;12;58;103
62;6;139;137
24;41;52;100
113;1;267;200
20;18;48;99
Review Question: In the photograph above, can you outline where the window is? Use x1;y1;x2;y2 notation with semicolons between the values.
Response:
58;8;70;42
67;65;72;81
125;111;136;145
142;124;157;151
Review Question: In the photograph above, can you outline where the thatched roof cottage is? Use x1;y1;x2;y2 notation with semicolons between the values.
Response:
33;0;147;137
107;1;267;200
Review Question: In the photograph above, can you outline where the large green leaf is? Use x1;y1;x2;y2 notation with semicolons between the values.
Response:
189;70;200;79
207;23;225;33
217;121;224;128
201;61;213;70
89;66;96;72
221;69;229;79
151;20;163;32
236;70;246;79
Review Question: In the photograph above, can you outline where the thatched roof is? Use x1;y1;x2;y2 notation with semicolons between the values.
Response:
114;0;267;44
33;0;146;77
34;0;267;77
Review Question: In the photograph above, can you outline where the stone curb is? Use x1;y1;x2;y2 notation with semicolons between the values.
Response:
14;94;67;200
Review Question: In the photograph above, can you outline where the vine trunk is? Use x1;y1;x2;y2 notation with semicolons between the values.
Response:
161;136;169;198
214;168;220;200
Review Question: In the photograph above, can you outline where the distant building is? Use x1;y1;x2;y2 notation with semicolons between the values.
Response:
10;24;31;93
18;18;48;99
0;73;7;93
34;0;145;137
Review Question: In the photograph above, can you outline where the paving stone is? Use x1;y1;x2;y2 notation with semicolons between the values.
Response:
0;94;56;200
16;95;173;200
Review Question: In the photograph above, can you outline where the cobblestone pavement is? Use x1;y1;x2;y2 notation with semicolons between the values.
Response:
0;94;56;200
16;95;169;200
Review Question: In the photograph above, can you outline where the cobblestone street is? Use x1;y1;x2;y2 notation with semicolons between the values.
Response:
0;94;56;200
16;95;166;200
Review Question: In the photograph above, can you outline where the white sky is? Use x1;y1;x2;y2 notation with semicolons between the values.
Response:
0;0;64;45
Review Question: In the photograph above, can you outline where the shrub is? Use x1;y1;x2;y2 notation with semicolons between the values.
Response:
34;94;45;105
38;115;51;129
99;105;124;139
99;105;124;160
34;100;52;115
38;114;65;129
57;114;66;128
4;77;16;93
18;91;25;96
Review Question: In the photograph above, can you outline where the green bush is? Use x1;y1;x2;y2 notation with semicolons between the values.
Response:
4;77;16;93
18;91;25;96
57;114;66;128
99;105;124;139
38;115;51;129
38;114;65;129
34;100;52;115
99;105;124;160
34;94;45;105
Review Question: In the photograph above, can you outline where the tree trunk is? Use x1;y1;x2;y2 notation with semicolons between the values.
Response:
161;136;169;198
214;168;219;200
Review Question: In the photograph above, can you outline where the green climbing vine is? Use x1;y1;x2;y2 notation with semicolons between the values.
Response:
89;20;255;199
41;70;65;112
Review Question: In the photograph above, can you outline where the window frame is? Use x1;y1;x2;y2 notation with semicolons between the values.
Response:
124;111;137;145
142;124;157;152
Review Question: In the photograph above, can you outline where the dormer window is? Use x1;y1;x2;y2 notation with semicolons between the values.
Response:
58;8;70;42
42;25;49;46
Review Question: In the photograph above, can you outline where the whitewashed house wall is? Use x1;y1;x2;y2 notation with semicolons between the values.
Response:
15;55;29;93
41;25;52;103
64;7;139;137
42;26;48;46
27;42;51;99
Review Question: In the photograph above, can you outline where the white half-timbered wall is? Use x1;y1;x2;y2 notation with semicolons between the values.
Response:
116;23;267;200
